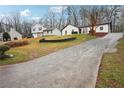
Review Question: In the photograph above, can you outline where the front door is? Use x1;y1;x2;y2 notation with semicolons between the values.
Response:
79;29;81;34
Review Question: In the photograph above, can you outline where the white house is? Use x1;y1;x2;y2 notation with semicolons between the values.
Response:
31;24;47;38
79;23;111;34
51;28;61;36
9;28;22;40
31;24;62;37
0;28;22;41
62;24;80;35
43;28;53;36
43;28;61;36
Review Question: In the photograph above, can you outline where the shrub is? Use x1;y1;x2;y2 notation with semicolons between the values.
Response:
39;37;76;43
72;31;78;34
4;40;30;48
27;36;32;38
3;32;11;41
0;45;10;59
14;37;18;40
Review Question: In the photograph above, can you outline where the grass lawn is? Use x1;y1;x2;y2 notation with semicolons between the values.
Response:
0;34;95;65
96;38;124;88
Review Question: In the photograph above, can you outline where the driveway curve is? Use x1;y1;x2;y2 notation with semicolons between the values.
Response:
0;33;123;88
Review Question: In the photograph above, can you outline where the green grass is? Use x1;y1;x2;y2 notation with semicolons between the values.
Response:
96;38;124;88
0;34;95;65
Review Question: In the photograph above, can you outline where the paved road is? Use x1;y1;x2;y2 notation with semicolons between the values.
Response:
0;33;123;88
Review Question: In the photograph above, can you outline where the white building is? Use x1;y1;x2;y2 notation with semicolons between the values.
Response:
51;28;61;36
43;28;61;36
62;24;80;35
31;23;111;37
31;24;62;37
9;28;22;40
0;28;22;41
79;23;111;34
31;24;47;38
43;28;53;36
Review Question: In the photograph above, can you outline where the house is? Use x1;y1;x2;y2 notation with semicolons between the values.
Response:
61;23;111;36
79;22;111;35
52;28;61;36
43;28;54;36
31;24;47;38
31;24;62;37
62;24;80;35
43;28;61;36
0;28;22;41
9;28;22;40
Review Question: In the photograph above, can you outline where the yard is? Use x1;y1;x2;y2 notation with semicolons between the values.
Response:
0;34;95;65
96;38;124;88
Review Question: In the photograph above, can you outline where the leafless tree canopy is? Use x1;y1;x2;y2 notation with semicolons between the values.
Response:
0;5;124;36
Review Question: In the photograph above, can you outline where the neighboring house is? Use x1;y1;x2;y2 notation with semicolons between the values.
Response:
31;24;47;38
62;24;80;35
0;28;22;41
79;22;111;34
9;28;22;40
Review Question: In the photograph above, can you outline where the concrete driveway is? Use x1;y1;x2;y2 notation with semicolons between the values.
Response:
0;33;123;88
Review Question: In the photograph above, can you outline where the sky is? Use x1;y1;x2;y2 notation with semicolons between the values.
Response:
0;5;67;21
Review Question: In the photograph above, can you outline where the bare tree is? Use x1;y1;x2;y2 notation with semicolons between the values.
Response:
79;6;89;26
83;6;104;35
103;5;121;32
22;20;32;37
0;16;4;33
58;7;66;29
66;6;79;26
47;11;56;28
10;13;21;32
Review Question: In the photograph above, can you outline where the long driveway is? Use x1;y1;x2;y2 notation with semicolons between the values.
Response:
0;33;123;88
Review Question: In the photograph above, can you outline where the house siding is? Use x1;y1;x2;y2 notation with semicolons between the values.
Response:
62;25;79;35
52;29;61;36
31;24;46;38
80;24;110;34
9;28;22;40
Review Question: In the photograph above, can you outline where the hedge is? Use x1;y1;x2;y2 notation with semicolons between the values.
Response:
39;37;76;43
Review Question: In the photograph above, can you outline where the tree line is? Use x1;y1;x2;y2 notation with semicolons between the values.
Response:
0;5;124;37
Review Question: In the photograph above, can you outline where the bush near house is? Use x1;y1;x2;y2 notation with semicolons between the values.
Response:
4;40;30;48
0;45;10;59
72;31;78;34
3;32;11;41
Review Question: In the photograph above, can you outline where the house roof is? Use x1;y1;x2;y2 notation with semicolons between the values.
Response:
43;28;54;31
78;22;111;28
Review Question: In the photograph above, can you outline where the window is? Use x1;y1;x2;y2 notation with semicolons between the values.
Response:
65;31;67;35
47;31;49;34
33;28;35;31
100;26;103;30
39;27;42;31
72;29;74;32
